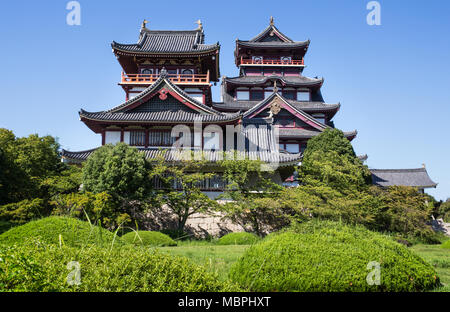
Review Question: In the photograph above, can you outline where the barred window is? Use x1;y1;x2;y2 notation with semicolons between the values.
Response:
130;131;146;146
149;131;176;147
152;174;227;190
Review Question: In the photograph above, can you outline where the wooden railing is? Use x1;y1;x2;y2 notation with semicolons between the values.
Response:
240;57;304;66
121;71;210;85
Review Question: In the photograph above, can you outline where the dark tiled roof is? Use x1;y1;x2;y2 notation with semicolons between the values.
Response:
112;29;219;55
370;168;437;189
249;23;294;42
236;23;309;49
62;147;302;166
236;40;310;49
79;110;241;123
224;75;323;87
278;128;357;139
213;101;340;114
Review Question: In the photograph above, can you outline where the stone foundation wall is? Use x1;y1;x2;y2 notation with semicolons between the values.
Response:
184;211;246;238
132;204;246;239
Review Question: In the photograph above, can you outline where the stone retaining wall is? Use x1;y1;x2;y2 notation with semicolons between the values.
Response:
130;204;246;239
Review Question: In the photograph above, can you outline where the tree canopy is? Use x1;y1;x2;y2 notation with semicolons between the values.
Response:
299;129;372;193
82;143;151;200
0;129;62;204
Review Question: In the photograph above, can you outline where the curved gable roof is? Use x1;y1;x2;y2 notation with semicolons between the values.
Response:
236;20;310;50
243;92;328;131
112;29;220;55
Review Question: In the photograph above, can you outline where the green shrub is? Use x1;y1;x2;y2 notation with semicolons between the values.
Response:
217;232;260;245
441;240;450;249
122;231;177;247
0;198;49;225
230;220;440;292
0;216;121;248
0;242;239;292
50;192;130;230
82;143;151;200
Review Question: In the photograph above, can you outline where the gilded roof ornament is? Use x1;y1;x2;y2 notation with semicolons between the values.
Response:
141;19;149;30
270;98;282;115
270;16;274;26
195;19;203;31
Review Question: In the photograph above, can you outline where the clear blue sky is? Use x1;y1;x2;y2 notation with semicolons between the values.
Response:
0;0;449;200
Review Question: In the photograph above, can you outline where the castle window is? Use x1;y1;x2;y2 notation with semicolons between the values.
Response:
182;69;194;75
236;89;249;100
282;90;296;100
141;69;153;75
285;144;300;153
130;131;146;146
149;131;176;146
280;56;292;62
297;90;310;101
204;131;221;151
252;56;263;64
167;69;177;75
250;89;264;100
279;143;300;153
104;131;121;145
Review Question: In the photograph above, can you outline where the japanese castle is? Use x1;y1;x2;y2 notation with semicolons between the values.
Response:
62;18;436;193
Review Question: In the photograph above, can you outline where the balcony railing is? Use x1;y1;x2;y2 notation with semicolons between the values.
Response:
240;57;304;66
121;71;210;85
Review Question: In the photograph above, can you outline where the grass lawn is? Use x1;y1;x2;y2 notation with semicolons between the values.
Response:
159;242;249;281
410;244;450;292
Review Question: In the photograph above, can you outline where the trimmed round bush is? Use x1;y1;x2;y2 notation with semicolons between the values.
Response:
122;231;177;247
230;221;441;292
217;232;260;245
0;216;121;248
0;242;239;292
441;240;450;249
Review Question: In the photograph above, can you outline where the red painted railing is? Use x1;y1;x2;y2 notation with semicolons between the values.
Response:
240;57;304;66
121;71;210;85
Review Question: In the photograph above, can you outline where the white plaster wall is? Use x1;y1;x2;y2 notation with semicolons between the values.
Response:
105;131;121;145
123;131;131;144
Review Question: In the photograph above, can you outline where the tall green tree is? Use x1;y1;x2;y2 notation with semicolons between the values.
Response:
82;143;151;200
282;129;383;228
0;129;62;204
299;129;372;193
150;153;218;232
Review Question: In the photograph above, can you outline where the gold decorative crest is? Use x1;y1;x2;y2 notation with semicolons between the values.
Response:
270;98;282;115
